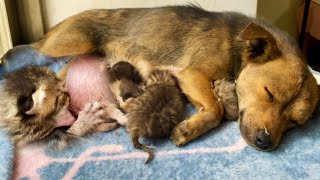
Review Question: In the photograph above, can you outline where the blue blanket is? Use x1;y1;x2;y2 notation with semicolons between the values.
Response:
1;46;320;180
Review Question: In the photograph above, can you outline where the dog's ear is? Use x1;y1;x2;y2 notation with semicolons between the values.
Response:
238;22;281;63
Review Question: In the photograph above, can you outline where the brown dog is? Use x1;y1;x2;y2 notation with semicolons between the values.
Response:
2;5;319;151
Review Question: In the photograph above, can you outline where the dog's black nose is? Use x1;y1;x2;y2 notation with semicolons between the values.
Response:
254;130;272;150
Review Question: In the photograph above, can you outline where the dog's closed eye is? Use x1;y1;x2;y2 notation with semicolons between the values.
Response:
264;87;274;102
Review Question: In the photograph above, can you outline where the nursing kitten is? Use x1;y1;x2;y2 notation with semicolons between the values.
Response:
0;66;111;148
109;61;145;113
123;70;187;163
214;78;239;120
110;61;143;84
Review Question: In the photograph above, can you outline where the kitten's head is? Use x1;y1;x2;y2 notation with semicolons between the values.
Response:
119;79;144;102
110;61;143;84
0;66;74;145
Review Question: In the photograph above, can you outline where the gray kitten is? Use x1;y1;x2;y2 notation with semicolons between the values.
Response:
214;78;239;120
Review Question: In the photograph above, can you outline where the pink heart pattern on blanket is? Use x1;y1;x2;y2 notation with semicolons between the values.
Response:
12;124;247;180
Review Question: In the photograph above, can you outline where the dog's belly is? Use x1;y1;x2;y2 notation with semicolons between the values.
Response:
66;55;115;115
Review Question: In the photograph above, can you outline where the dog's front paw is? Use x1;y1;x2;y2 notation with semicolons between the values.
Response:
171;121;195;146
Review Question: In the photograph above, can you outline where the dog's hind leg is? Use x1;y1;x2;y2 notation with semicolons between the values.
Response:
31;30;95;57
31;25;95;57
172;69;224;146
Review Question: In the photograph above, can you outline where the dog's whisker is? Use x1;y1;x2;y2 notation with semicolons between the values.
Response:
264;125;269;136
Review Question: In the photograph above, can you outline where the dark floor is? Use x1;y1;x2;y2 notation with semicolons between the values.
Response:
304;35;320;71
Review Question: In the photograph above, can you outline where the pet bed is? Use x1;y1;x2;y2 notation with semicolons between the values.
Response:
1;46;320;180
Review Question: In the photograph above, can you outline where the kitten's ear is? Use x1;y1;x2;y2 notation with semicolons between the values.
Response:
238;22;281;63
25;86;46;115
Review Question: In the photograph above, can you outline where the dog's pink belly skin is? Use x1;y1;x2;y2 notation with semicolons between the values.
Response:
66;55;115;115
54;108;76;127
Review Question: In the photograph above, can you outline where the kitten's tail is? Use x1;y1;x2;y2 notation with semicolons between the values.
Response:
132;136;155;164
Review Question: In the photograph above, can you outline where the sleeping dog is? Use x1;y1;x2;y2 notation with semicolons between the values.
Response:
1;5;319;151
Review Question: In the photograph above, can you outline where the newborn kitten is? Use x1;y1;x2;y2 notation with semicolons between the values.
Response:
109;61;145;114
0;65;111;148
0;66;72;146
110;61;143;84
214;78;239;120
123;70;187;163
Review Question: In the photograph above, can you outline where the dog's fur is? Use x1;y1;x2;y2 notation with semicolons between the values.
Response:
2;5;319;151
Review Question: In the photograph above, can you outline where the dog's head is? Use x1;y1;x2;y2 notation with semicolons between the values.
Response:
236;22;319;151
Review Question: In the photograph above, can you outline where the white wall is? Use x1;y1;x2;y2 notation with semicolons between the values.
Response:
0;0;12;57
42;0;257;29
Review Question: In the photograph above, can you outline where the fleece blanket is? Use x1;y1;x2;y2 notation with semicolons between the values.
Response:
1;46;320;180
